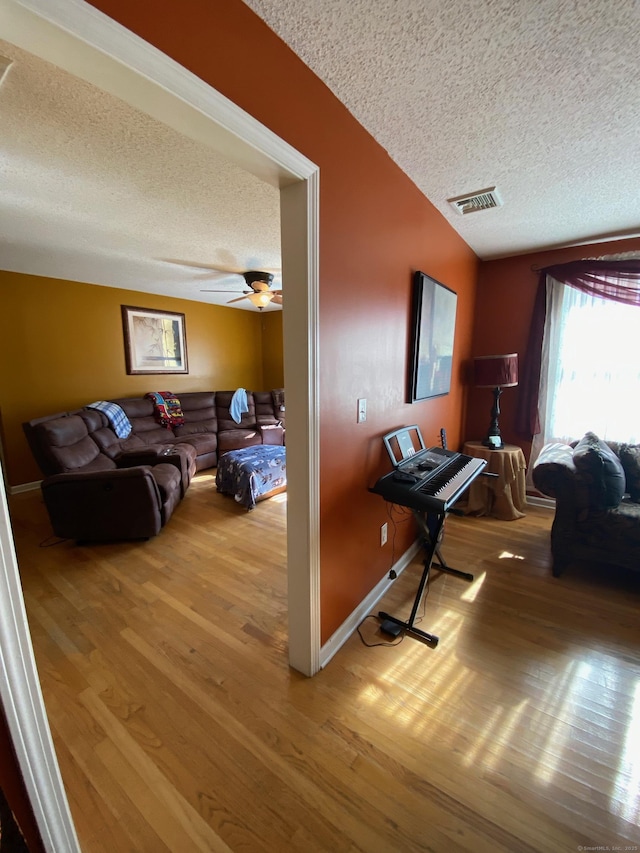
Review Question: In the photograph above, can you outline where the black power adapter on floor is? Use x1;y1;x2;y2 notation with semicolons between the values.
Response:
379;618;403;638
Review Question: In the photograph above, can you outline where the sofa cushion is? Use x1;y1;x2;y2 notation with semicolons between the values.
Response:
253;391;280;426
38;415;116;474
218;428;262;454
174;392;217;436
148;462;182;503
93;427;147;460
112;397;175;444
216;391;257;432
573;431;626;508
619;443;640;502
176;433;217;456
78;408;146;460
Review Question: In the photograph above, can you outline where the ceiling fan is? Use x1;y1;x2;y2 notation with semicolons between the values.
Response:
201;270;282;310
161;258;283;310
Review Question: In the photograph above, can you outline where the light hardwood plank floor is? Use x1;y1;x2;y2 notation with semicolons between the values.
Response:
8;474;640;852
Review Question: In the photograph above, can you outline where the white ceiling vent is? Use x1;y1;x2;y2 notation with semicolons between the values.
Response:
447;186;502;215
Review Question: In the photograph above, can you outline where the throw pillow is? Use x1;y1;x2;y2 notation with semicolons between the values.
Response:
572;431;626;508
619;443;640;503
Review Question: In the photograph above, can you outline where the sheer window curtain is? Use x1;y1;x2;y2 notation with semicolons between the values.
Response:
530;276;640;473
519;256;640;487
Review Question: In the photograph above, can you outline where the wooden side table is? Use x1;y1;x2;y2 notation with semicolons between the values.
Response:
460;441;527;520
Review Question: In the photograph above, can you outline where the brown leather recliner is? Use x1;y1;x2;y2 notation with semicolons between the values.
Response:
23;413;182;542
78;406;197;497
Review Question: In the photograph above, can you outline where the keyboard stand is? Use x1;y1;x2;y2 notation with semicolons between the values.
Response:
378;508;473;646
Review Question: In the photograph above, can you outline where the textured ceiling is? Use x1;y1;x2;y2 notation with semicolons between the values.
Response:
1;1;639;313
245;0;640;258
0;39;282;310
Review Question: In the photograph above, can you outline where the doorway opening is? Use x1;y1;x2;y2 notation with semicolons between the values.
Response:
0;0;320;848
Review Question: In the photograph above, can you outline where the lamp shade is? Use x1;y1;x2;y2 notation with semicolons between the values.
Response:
247;291;274;309
474;353;518;388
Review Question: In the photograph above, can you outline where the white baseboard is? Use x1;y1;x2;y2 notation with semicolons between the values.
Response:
320;538;422;668
10;481;41;495
526;494;555;509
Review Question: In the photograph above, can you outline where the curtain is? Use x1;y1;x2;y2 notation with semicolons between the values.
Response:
516;258;640;441
529;277;640;471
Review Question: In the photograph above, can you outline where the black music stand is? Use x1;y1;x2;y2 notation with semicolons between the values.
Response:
378;507;473;646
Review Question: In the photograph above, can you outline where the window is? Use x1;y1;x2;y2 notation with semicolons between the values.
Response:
531;275;640;465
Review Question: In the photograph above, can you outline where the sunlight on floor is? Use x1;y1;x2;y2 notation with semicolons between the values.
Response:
498;551;525;561
462;698;530;770
362;608;470;732
460;571;486;602
532;659;584;785
614;677;640;824
357;588;640;820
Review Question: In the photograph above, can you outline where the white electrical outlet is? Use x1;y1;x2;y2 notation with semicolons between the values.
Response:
357;398;367;423
380;522;388;547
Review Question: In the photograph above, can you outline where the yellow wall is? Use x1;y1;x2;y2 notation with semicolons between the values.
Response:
0;270;281;486
260;311;284;390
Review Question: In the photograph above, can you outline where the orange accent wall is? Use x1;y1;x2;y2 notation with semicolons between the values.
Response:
0;271;268;486
79;1;478;642
468;236;640;461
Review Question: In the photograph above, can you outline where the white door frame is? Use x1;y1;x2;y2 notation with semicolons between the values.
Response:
0;0;320;849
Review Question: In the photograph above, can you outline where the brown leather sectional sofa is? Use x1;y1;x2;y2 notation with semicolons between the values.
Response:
23;389;285;543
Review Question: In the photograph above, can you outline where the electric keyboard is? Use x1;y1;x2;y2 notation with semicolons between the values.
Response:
369;425;487;513
370;448;486;512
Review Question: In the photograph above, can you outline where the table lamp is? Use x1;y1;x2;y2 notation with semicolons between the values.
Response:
473;353;518;449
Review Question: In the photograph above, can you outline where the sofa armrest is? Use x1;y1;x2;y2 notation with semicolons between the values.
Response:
41;467;164;541
532;442;594;513
116;446;192;496
115;448;169;467
532;443;575;495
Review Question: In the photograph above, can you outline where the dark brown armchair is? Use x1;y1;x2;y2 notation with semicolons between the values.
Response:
23;413;182;542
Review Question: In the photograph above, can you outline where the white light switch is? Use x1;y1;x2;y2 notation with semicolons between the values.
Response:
357;398;367;423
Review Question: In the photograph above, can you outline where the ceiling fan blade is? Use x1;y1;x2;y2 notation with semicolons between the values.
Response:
272;294;283;305
199;289;249;293
163;259;282;277
227;295;249;304
161;258;250;274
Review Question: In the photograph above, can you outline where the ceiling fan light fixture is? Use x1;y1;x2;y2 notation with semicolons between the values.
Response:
247;291;274;310
244;271;274;290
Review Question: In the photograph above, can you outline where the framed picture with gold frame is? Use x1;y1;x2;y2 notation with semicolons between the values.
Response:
121;305;189;375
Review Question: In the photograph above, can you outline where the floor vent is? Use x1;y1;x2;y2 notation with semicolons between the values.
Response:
448;186;502;215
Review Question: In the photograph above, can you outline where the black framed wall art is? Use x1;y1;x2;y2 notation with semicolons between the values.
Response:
407;271;457;402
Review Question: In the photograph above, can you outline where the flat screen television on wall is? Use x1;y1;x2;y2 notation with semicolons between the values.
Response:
407;270;457;402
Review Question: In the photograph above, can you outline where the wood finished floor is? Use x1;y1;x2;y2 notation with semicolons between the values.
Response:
8;473;640;853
